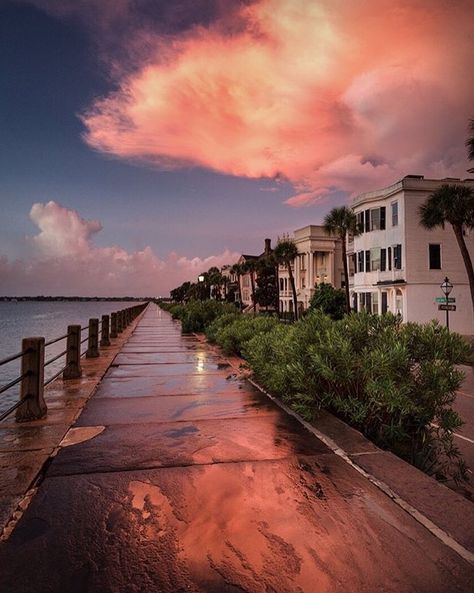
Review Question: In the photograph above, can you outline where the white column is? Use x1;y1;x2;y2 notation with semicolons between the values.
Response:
308;252;313;288
328;251;335;285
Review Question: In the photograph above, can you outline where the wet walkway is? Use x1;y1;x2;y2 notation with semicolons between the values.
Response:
0;304;472;592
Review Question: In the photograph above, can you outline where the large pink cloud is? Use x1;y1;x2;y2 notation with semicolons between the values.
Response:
1;202;238;296
77;0;474;206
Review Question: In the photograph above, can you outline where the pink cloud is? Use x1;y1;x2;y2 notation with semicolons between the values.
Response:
78;0;474;205
2;202;238;297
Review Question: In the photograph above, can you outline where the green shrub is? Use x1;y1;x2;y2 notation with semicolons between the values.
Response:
308;282;346;320
206;312;241;343
245;310;471;482
160;300;237;333
213;315;280;356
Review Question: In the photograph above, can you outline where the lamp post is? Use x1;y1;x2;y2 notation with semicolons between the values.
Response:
440;276;453;331
198;274;206;300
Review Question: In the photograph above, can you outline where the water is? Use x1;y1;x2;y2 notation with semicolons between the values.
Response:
0;301;142;416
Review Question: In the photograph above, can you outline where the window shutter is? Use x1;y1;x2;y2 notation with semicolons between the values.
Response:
388;247;392;270
365;250;371;272
380;248;386;271
366;293;372;311
365;210;370;232
381;292;388;314
380;207;386;230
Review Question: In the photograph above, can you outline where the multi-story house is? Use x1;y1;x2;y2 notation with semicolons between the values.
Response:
237;239;273;310
348;175;474;334
278;225;344;316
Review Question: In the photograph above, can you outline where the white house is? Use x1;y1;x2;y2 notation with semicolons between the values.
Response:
279;225;344;315
348;175;474;334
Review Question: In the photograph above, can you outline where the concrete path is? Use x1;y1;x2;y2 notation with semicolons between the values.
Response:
454;365;474;498
0;304;473;592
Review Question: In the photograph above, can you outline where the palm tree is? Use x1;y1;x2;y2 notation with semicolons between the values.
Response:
274;239;299;320
242;259;258;313
466;118;474;162
419;184;474;313
207;266;223;300
324;206;360;314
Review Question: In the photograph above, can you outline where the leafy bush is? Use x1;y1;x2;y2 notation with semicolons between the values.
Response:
160;300;237;333
308;282;346;320
205;312;241;343
211;315;280;356
245;310;471;482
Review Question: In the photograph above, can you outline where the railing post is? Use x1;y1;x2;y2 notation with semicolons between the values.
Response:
64;325;82;379
110;312;117;338
86;318;99;358
100;314;110;347
16;337;46;422
117;310;123;334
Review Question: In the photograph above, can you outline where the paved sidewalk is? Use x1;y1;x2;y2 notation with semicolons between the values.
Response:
0;304;473;592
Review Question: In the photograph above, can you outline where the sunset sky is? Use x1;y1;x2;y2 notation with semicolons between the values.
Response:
1;0;473;296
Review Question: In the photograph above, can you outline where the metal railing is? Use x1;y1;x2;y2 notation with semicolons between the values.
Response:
0;303;147;423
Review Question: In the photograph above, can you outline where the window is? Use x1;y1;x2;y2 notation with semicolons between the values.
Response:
357;251;364;273
370;207;386;231
365;250;371;273
381;248;387;271
371;208;380;231
393;244;402;269
371;292;378;314
391;201;398;226
279;278;284;291
429;244;441;270
370;247;381;271
357;212;364;233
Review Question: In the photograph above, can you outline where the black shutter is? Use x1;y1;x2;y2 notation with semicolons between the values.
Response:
380;248;386;271
394;244;402;269
365;210;370;232
365;250;370;272
380;207;386;230
388;247;392;270
366;293;372;311
381;292;388;314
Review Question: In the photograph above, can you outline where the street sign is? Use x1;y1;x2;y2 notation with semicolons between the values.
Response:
435;297;455;303
438;304;456;311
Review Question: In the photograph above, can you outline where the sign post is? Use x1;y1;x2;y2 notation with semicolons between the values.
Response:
440;277;453;331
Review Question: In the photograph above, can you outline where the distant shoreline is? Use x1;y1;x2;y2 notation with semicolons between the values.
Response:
0;296;154;302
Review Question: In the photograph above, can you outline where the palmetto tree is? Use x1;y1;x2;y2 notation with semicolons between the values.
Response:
323;206;359;314
274;239;299;320
466;118;474;162
419;184;474;313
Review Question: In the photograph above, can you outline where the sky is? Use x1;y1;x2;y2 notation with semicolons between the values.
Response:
1;0;473;296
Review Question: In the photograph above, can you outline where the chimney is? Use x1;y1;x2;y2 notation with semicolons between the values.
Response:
264;238;272;255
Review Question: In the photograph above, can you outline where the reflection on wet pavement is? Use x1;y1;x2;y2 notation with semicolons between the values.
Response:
1;304;473;593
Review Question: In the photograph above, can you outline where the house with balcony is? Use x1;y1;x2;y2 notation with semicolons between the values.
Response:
348;175;474;334
278;226;344;315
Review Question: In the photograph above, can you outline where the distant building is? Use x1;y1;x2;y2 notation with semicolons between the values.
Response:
237;239;273;311
278;225;344;315
348;175;474;334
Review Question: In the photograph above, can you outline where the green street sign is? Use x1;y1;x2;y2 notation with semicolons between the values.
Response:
435;297;455;303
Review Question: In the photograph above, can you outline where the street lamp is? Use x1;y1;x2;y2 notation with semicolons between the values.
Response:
440;276;453;330
198;275;205;283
